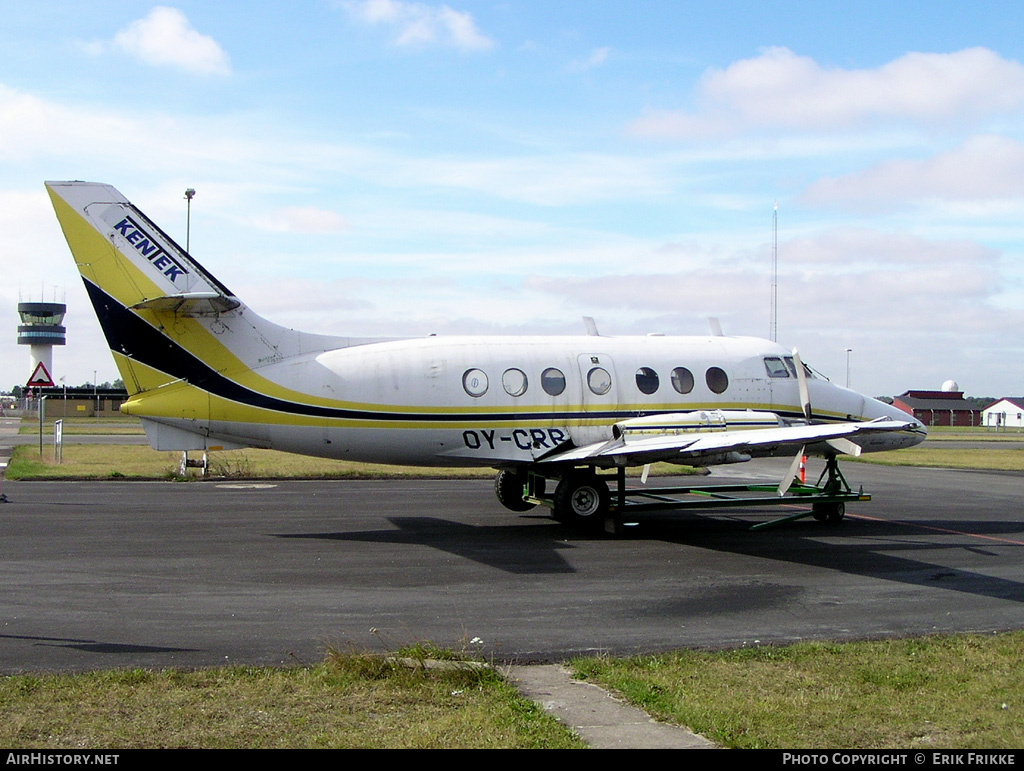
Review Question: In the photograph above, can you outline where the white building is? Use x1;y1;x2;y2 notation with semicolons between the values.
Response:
982;398;1024;428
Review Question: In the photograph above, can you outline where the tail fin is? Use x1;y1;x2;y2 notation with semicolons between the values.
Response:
47;181;349;395
47;181;240;394
46;182;363;452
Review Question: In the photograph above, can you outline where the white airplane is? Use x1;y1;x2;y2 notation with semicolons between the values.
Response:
46;181;926;528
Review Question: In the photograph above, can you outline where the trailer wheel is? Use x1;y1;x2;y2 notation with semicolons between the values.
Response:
812;501;846;524
494;468;537;512
553;473;609;528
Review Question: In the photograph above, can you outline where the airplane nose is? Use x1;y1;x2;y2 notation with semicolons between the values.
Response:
869;395;928;445
887;399;925;430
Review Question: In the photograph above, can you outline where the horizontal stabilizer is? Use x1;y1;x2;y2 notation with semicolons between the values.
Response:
129;293;241;316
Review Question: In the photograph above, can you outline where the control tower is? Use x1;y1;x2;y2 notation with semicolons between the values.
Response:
17;301;66;387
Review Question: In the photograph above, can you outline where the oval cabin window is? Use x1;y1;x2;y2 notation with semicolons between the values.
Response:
635;367;659;395
705;366;729;394
671;367;694;394
541;367;566;396
587;367;612;396
463;368;488;397
502;368;528;397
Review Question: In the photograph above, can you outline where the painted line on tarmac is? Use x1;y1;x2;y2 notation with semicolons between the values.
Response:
852;512;1024;547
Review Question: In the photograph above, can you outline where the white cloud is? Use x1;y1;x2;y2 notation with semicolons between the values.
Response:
268;207;350;234
779;226;998;267
521;226;1010;351
377;152;670;206
112;7;231;76
343;0;495;51
630;47;1024;138
803;135;1024;210
0;83;136;164
567;46;611;73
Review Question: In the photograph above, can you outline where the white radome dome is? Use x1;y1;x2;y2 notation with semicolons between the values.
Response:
941;379;959;392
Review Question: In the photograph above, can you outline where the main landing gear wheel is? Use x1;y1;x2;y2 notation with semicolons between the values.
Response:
812;501;846;524
553;472;610;529
494;468;538;512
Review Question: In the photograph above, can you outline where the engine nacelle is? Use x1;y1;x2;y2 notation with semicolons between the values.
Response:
612;410;783;439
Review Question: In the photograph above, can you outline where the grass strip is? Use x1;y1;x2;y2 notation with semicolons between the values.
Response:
850;446;1024;471
5;444;496;481
0;647;584;749
2;633;1021;748
18;417;146;436
5;443;701;481
571;632;1024;749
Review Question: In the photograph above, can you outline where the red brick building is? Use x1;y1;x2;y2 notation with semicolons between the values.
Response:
893;389;980;427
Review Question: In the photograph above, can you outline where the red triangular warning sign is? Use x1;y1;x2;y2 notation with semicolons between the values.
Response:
28;361;55;387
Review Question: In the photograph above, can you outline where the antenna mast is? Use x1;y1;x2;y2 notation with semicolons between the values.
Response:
770;201;778;342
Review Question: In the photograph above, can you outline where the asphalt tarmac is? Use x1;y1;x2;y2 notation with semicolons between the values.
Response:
1;455;1022;674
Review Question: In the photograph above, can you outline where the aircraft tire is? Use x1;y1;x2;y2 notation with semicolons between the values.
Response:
553;473;610;529
494;468;537;512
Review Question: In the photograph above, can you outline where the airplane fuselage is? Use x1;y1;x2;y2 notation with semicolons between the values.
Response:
125;332;923;467
45;178;926;530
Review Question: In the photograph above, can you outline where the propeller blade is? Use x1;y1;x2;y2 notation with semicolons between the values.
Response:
826;437;863;457
793;348;812;422
778;445;806;496
640;463;651;484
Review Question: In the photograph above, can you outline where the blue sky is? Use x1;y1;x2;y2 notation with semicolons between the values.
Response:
3;1;1024;397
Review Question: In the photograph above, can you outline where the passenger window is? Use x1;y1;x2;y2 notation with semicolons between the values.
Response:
671;367;694;394
706;367;729;394
635;367;659;395
764;357;790;378
541;367;566;396
462;368;488;397
502;368;528;397
587;367;612;395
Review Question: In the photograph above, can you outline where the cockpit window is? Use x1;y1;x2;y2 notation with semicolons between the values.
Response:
783;355;813;379
764;356;790;378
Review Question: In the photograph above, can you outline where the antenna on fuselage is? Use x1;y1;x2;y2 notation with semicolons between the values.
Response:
582;316;599;336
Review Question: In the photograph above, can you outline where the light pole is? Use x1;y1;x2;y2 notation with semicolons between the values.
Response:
845;348;853;389
184;188;196;254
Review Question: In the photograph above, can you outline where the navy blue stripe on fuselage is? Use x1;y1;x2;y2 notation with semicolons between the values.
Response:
84;279;848;425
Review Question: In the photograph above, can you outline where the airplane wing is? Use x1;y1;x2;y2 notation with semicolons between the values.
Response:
540;417;918;468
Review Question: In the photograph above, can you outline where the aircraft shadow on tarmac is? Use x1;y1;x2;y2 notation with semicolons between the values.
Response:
629;510;1024;607
276;516;580;574
274;508;1024;607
